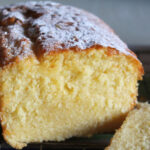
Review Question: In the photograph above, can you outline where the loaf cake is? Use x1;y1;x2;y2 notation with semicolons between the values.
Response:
106;103;150;150
0;1;143;149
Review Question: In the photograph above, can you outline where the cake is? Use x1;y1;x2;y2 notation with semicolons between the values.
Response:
0;1;143;149
106;103;150;150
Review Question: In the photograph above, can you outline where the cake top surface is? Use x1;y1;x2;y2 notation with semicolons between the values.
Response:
0;1;135;66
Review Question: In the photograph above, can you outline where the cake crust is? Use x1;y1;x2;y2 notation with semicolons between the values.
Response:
0;1;143;77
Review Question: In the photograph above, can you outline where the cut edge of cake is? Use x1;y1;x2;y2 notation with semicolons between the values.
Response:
0;47;143;149
105;102;150;150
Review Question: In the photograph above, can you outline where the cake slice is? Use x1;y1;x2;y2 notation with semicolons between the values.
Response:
106;103;150;150
0;1;143;149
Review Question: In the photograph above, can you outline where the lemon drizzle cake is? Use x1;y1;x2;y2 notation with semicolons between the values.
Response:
0;1;143;149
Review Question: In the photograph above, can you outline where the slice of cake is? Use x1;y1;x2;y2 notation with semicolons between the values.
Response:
0;1;143;149
106;103;150;150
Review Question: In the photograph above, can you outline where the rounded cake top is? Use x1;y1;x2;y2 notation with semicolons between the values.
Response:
0;1;136;66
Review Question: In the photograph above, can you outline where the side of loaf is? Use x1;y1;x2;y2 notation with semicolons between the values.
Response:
0;1;143;149
106;103;150;150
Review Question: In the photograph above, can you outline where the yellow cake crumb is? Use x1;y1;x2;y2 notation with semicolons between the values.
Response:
0;48;140;149
106;103;150;150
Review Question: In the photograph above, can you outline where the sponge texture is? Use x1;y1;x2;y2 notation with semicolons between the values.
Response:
106;103;150;150
0;48;140;149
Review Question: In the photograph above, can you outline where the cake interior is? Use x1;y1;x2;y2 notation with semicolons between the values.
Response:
0;48;140;148
106;103;150;150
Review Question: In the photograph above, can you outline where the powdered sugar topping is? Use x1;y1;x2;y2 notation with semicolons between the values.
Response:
0;1;132;66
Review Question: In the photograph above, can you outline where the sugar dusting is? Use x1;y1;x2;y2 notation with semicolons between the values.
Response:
0;1;132;66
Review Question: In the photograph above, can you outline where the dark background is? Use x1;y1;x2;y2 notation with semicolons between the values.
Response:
0;0;150;47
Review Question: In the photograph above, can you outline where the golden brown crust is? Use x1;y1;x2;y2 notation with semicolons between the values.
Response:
0;1;143;77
